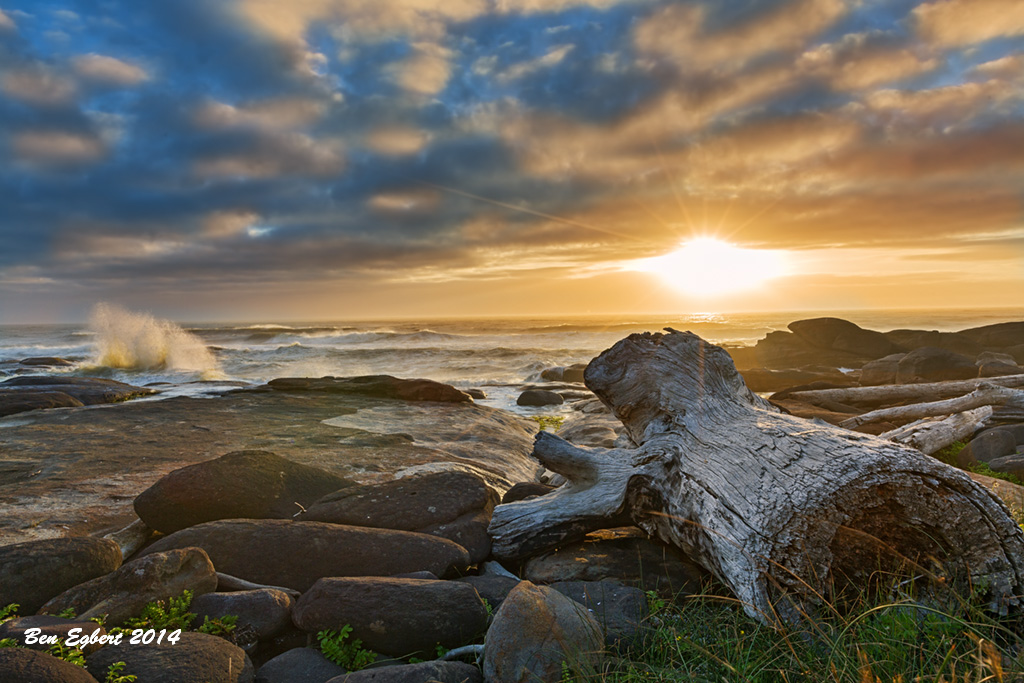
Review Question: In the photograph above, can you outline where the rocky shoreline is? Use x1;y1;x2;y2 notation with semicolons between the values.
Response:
2;318;1024;682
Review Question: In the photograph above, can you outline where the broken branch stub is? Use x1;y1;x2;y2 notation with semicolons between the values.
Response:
488;329;1024;626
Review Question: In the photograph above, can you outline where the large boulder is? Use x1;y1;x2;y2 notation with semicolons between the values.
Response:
516;390;564;407
550;581;648;651
266;376;471;403
135;450;355;534
455;575;520;611
40;547;217;625
858;354;905;386
958;428;1020;468
960;321;1024;349
139;520;470;591
882;329;981;356
522;527;708;596
0;537;121;614
327;661;482;683
789;318;898;358
0;647;99;683
0;376;155;417
303;472;499;564
192;589;294;641
753;331;864;369
86;631;253;683
293;577;489;657
483;581;604;683
895;347;978;383
256;648;346;683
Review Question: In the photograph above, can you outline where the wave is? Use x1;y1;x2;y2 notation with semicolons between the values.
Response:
88;303;219;373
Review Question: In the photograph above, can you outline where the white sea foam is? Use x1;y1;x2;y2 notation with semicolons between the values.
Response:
88;303;218;373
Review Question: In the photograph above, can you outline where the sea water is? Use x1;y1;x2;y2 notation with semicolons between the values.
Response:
2;305;1022;414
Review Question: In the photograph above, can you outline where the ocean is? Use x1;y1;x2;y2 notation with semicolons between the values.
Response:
2;305;1023;415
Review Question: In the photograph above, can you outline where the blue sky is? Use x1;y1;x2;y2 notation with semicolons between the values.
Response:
1;0;1022;322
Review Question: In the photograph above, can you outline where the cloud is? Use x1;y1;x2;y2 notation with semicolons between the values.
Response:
634;0;846;74
365;126;430;156
202;210;260;238
798;33;939;91
499;44;575;81
914;0;1024;48
1;68;77;106
388;42;453;95
193;131;345;179
367;189;440;213
12;130;106;166
0;9;16;32
193;97;327;130
72;54;149;86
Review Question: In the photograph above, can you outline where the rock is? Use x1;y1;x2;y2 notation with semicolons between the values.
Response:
0;647;99;683
293;577;489;657
516;390;564;407
483;581;603;683
0;376;156;417
0;537;122;615
978;351;1019;366
978;424;1024;445
18;357;74;367
455;575;519;611
550;580;648;651
753;331;864;369
958;429;1018;468
256;648;347;683
266;376;471;403
960;321;1024;349
86;631;253;683
988;454;1024;479
135;450;355;534
738;367;853;393
303;471;499;565
40;547;217;625
1006;344;1024;364
502;483;556;504
788;317;899;359
192;589;294;641
0;615;108;654
140;520;471;591
327;661;482;683
0;390;85;417
391;570;439;580
540;367;565;381
895;347;978;383
304;471;496;533
465;388;486;400
978;360;1022;378
882;330;981;356
522;527;709;596
859;354;906;386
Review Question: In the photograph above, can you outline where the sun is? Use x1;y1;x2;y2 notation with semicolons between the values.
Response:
631;237;788;297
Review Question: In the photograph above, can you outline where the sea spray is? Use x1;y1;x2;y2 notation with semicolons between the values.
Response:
88;303;218;373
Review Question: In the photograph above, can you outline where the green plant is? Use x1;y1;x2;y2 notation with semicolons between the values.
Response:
104;661;137;683
481;597;494;620
0;603;18;624
56;607;77;619
965;460;1024;486
120;590;196;630
47;641;86;667
0;638;19;648
530;415;566;432
197;614;238;638
317;626;378;670
933;439;968;465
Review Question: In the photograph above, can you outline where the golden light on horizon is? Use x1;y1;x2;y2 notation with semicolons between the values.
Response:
631;237;789;297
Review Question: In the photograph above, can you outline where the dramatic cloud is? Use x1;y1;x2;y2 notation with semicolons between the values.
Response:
1;0;1023;321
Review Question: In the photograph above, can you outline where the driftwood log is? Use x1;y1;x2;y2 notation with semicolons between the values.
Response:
880;406;993;455
784;374;1024;408
839;383;1024;430
489;330;1024;625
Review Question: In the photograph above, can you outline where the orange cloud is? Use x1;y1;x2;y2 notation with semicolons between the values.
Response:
387;42;452;95
193;133;344;179
914;0;1024;48
798;34;939;91
1;69;76;106
365;126;430;156
194;97;326;130
634;0;846;74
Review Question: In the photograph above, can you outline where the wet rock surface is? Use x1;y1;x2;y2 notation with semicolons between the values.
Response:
0;536;122;614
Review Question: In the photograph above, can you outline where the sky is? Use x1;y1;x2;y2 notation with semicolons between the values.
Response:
0;0;1022;323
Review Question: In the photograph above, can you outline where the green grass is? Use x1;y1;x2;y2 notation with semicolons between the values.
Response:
560;577;1024;682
